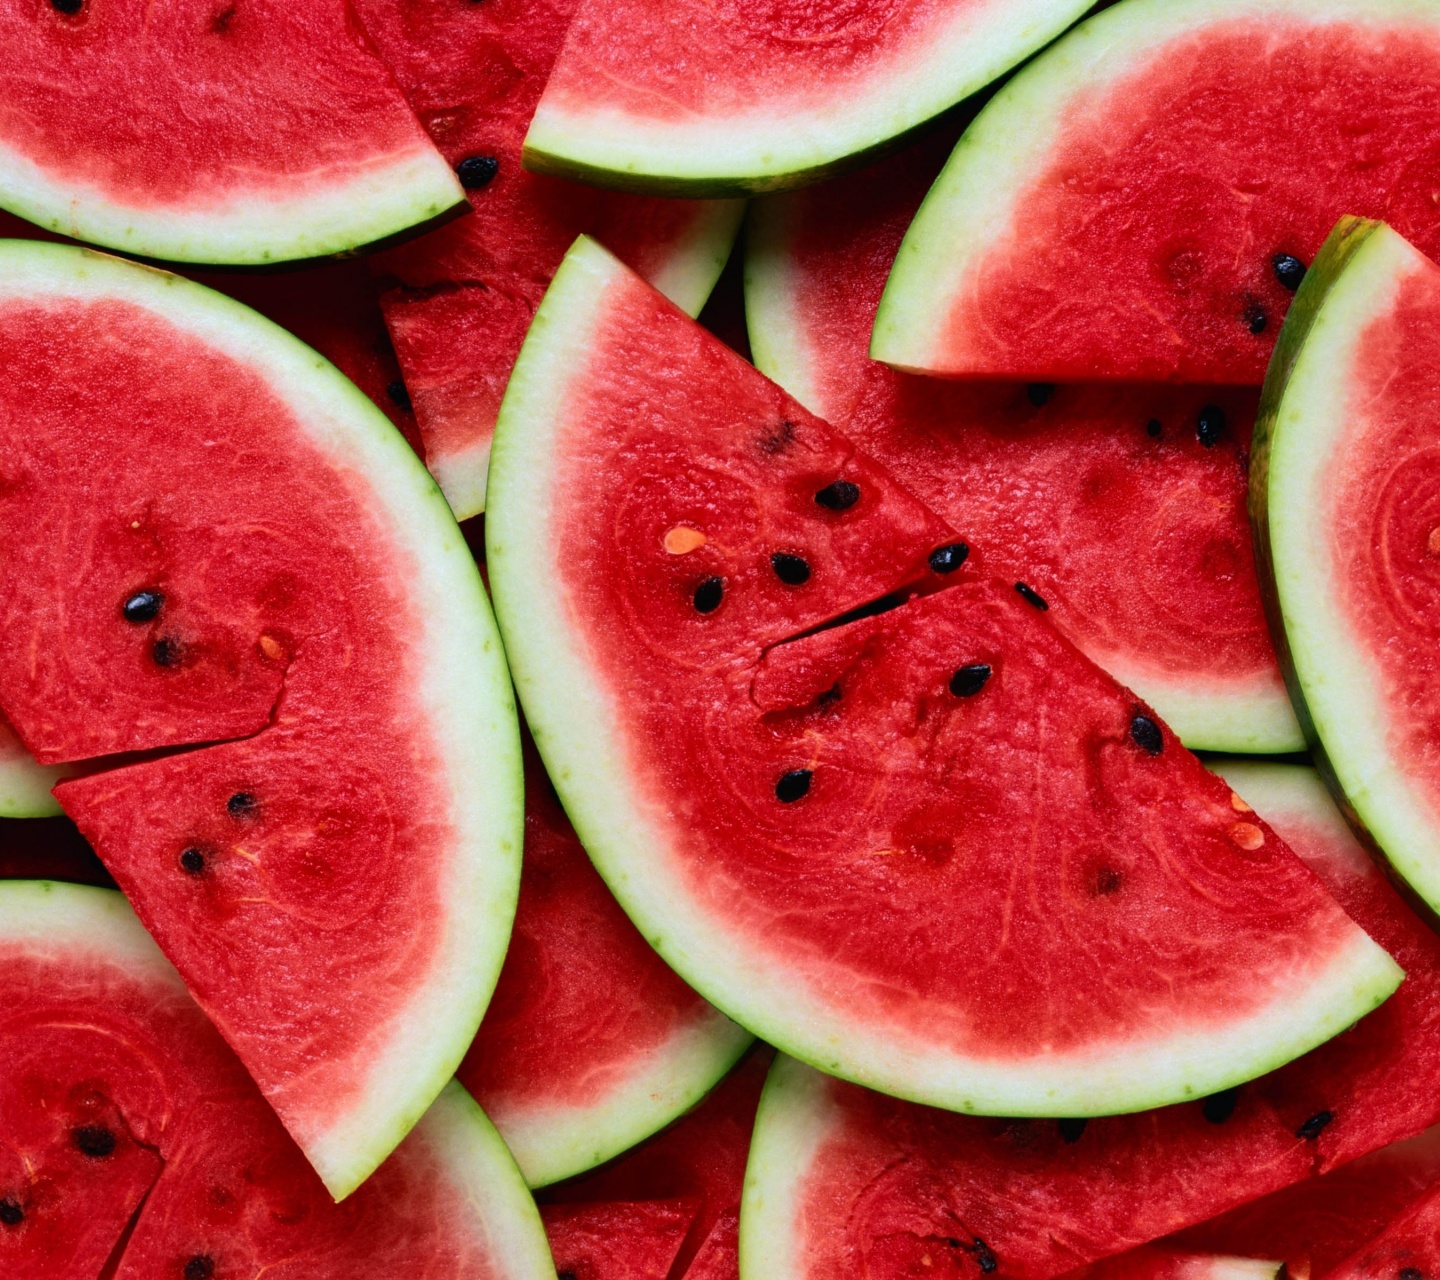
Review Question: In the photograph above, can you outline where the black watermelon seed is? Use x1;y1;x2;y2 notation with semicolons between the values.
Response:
775;769;811;803
1400;1270;1424;1280
1242;298;1268;334
929;542;969;574
0;1200;21;1226
693;577;723;614
456;155;499;190
1272;253;1307;292
814;480;860;511
1146;419;1162;439
771;553;811;585
73;1126;116;1158
1129;714;1164;756
1014;582;1048;611
385;380;412;412
1296;1110;1334;1141
817;683;842;707
973;1240;999;1274
184;1257;216;1280
1196;406;1226;448
227;792;257;817
1057;1118;1087;1144
179;847;206;876
1026;383;1055;407
557;1273;578;1280
122;590;163;623
1202;1088;1240;1124
51;0;83;12
949;664;992;698
151;637;181;667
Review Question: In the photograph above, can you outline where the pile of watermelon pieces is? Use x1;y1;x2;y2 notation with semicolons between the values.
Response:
9;0;1440;1277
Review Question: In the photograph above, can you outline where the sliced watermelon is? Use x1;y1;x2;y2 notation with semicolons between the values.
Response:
874;0;1440;383
736;755;1440;1278
683;1212;740;1280
0;717;65;818
352;0;743;520
0;0;464;265
0;880;553;1279
461;734;750;1188
1251;218;1440;916
1067;1253;1281;1280
488;235;1398;1119
523;0;1093;195
0;242;521;1198
542;1200;698;1280
747;131;1298;754
1326;1186;1440;1280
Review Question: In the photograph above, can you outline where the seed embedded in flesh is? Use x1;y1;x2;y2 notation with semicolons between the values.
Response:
1428;527;1440;558
775;769;812;803
51;0;83;12
949;664;992;698
72;1125;117;1158
258;633;286;662
1229;822;1264;851
385;380;412;412
1229;791;1253;813
1197;406;1225;447
1243;300;1267;335
1400;1269;1423;1280
122;590;163;623
1202;1088;1239;1124
184;1257;216;1280
1057;1118;1087;1144
1014;582;1048;611
0;1200;21;1226
1129;714;1163;756
929;542;969;574
180;847;206;876
663;525;707;555
693;577;724;613
972;1241;999;1275
1146;419;1162;439
1296;1110;1334;1141
151;637;181;667
1026;383;1054;407
814;480;860;511
227;792;257;817
771;552;811;585
456;155;499;190
1272;253;1307;291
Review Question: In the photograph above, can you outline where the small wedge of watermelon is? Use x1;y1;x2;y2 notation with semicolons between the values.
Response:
523;0;1094;195
542;1201;699;1280
487;235;1399;1119
460;734;750;1188
0;242;521;1198
874;0;1440;383
1067;1253;1281;1280
1326;1186;1440;1280
352;0;744;519
1251;218;1440;917
746;131;1298;754
0;880;554;1280
0;0;465;265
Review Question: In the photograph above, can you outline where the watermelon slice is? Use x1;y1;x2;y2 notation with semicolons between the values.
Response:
0;717;65;818
0;241;521;1198
0;0;465;265
542;1200;698;1280
353;0;744;520
1067;1253;1281;1280
746;130;1299;754
1250;218;1440;917
1326;1187;1440;1280
0;879;554;1279
735;755;1440;1279
873;0;1440;383
460;735;750;1188
522;0;1093;195
487;235;1398;1119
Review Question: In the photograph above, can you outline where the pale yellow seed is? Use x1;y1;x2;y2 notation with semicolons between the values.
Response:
1229;822;1264;851
663;525;707;555
1428;526;1440;557
258;633;286;662
1230;791;1253;814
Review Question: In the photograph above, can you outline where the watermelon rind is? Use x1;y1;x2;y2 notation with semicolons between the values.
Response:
521;2;1094;197
0;241;524;1199
489;234;1403;1121
1249;216;1440;916
869;0;1440;376
0;740;67;818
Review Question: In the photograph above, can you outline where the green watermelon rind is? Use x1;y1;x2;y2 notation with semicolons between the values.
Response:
0;240;524;1200
869;0;1440;376
489;233;1402;1121
520;1;1094;198
1249;216;1440;917
0;751;68;818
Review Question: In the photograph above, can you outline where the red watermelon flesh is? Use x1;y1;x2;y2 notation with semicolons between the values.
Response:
542;1201;699;1280
353;0;741;519
1066;1252;1280;1280
874;1;1440;383
1325;1184;1440;1280
747;129;1293;752
681;1212;739;1280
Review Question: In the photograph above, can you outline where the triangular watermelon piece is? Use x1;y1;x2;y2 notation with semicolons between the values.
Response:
1326;1184;1440;1280
0;0;465;265
542;1201;698;1280
1066;1254;1281;1280
0;242;520;1198
487;236;1398;1120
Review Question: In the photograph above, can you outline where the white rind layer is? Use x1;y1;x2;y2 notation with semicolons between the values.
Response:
0;241;523;1200
0;720;67;817
488;235;1402;1120
1257;221;1440;914
872;0;1440;375
523;2;1093;196
0;138;466;266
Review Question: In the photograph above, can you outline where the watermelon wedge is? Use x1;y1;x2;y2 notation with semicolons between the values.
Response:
487;235;1399;1119
1326;1187;1440;1280
0;0;465;265
738;758;1440;1279
542;1200;698;1280
873;0;1440;383
0;879;554;1279
0;241;521;1198
353;0;743;520
460;735;750;1188
1068;1253;1281;1280
746;131;1299;754
522;0;1093;196
1251;218;1440;917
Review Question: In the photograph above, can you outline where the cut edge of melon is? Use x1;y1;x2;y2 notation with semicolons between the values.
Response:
1108;664;1303;755
489;234;1402;1120
0;240;524;1200
1252;216;1440;916
743;196;829;416
483;1009;753;1189
0;741;68;817
521;1;1094;198
0;141;467;267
